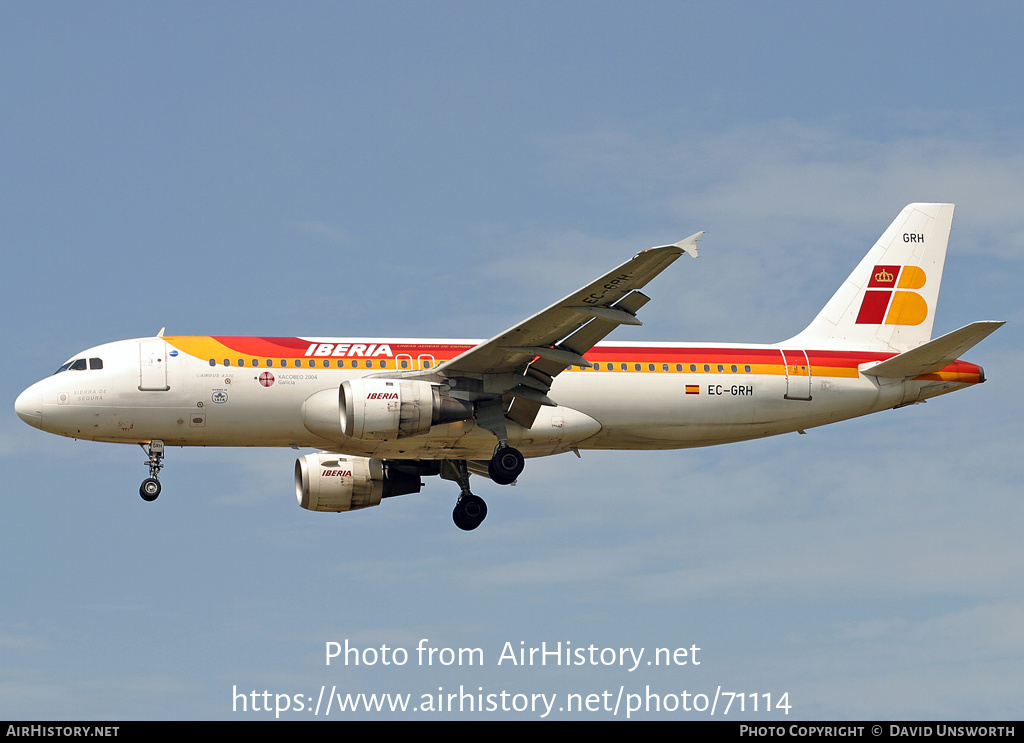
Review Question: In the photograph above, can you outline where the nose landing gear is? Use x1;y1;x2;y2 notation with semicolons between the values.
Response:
139;440;165;502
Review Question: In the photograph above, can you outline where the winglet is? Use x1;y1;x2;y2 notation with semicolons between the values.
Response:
660;231;704;259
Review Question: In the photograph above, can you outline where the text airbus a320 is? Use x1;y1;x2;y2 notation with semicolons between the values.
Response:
15;204;1003;530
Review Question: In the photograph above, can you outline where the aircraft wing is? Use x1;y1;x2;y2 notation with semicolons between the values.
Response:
427;233;702;430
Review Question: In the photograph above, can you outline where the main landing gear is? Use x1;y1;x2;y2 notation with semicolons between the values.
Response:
139;440;165;502
488;444;525;485
444;445;524;531
453;492;488;531
445;460;486;531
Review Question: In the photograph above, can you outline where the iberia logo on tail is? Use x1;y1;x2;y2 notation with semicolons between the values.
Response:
855;264;929;325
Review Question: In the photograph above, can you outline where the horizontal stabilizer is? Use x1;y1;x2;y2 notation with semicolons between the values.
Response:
861;321;1004;378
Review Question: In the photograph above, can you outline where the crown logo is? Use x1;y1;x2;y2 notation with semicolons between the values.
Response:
874;268;893;283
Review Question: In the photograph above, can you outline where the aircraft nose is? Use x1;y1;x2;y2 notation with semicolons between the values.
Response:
15;385;43;429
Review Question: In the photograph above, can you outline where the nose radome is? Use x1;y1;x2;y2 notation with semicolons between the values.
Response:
15;385;43;429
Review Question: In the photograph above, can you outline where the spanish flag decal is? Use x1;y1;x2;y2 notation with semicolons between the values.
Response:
686;385;700;395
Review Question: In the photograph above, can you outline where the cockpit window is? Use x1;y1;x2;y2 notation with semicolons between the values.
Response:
54;357;103;374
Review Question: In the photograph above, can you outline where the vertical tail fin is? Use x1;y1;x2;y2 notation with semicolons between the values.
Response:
786;203;955;352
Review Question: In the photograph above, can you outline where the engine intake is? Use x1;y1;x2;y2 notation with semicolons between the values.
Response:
295;452;422;512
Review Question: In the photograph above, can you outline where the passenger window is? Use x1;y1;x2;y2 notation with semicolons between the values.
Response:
731;365;738;373
745;365;751;373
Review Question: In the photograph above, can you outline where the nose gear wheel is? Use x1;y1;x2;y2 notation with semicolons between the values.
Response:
138;440;165;502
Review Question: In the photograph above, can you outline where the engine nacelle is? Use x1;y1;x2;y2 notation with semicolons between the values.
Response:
295;452;422;512
339;378;472;440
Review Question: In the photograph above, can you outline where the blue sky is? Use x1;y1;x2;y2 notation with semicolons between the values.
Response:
2;2;1022;719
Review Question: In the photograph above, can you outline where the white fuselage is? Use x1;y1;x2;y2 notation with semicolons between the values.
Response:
15;336;980;461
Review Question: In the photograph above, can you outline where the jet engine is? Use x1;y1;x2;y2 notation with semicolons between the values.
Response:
295;452;423;512
302;379;474;442
339;378;473;440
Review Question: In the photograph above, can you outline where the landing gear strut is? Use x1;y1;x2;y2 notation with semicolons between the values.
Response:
139;440;165;502
443;460;487;531
474;401;525;486
441;444;524;531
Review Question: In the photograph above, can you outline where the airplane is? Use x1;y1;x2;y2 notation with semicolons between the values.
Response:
14;203;1003;531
